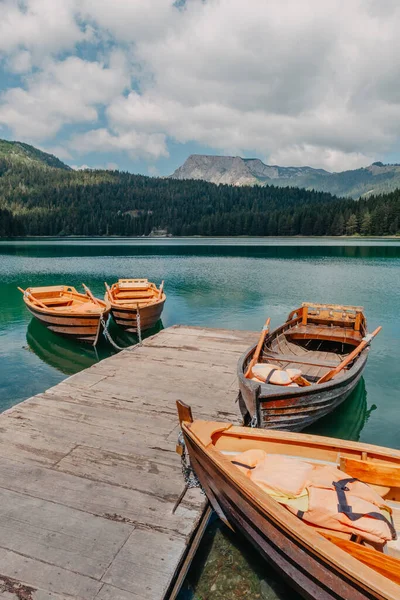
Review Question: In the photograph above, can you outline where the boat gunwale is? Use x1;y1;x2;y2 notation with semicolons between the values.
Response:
237;313;370;400
237;344;369;401
106;279;166;311
182;419;400;599
23;287;109;317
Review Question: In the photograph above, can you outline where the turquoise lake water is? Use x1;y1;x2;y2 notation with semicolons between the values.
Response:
1;237;399;599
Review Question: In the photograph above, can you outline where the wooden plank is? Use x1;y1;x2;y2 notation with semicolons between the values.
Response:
0;455;201;533
102;529;186;599
96;585;148;600
263;353;339;368
0;325;256;599
0;547;103;599
167;504;213;599
54;445;186;499
14;397;178;437
0;487;132;579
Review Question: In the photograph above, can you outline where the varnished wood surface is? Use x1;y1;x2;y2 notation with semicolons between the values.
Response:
106;279;166;333
21;285;110;344
238;304;371;430
182;418;400;599
0;325;257;600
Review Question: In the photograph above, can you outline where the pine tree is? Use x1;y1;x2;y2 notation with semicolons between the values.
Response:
360;211;371;235
345;214;358;235
331;214;345;236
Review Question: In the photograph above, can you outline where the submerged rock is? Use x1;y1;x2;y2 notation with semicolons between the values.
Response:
178;518;300;600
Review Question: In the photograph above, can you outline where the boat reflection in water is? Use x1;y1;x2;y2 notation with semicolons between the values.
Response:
26;317;164;376
305;377;376;441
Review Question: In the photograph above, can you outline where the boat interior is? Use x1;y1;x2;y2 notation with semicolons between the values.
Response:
24;285;106;313
194;421;400;583
107;279;164;307
260;303;366;382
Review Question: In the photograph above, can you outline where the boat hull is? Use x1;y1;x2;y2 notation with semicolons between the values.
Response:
110;298;165;333
238;347;368;431
184;432;384;600
26;304;108;344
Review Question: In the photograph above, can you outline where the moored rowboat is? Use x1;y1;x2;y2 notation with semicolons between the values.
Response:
105;278;165;333
177;401;400;600
19;284;109;345
238;303;381;431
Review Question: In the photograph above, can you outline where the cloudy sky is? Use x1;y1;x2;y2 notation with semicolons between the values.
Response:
0;0;399;175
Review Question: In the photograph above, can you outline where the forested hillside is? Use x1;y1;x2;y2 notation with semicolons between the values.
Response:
0;151;399;237
0;139;70;171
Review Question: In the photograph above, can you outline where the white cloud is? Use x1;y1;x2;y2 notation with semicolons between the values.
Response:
41;145;73;161
68;128;168;160
8;50;32;74
2;1;400;168
0;0;87;66
106;162;119;171
269;145;374;173
79;0;174;44
0;52;130;139
71;161;121;170
147;165;159;176
92;0;400;169
71;164;91;170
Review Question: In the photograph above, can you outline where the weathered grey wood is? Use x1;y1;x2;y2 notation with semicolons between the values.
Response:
54;445;188;498
0;547;103;598
102;529;186;599
0;456;200;532
0;325;257;600
0;487;132;578
96;584;149;600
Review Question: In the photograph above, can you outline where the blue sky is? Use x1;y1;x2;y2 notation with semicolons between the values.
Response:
0;1;399;175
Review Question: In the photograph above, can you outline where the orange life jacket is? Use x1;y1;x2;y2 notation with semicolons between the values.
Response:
231;449;396;544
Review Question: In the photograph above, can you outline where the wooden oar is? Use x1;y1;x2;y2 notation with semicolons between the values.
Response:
17;287;47;309
317;326;382;384
104;282;114;303
293;375;312;387
320;532;400;585
157;280;164;300
82;283;102;308
245;317;271;378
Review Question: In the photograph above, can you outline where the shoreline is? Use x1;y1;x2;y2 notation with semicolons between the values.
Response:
1;234;400;241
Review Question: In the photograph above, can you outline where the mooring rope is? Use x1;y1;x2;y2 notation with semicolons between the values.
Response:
99;314;125;350
176;430;202;489
98;310;143;351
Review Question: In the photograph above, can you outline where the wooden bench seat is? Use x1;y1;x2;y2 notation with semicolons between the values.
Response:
115;291;154;299
288;324;362;345
43;298;73;306
262;353;340;369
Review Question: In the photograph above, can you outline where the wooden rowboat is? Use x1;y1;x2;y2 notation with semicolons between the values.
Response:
238;303;381;431
104;279;165;333
177;401;400;600
19;284;109;345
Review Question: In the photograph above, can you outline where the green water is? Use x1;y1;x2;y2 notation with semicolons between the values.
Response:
1;237;400;599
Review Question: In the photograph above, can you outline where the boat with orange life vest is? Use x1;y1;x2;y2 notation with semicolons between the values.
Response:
18;284;109;345
177;400;400;600
237;303;381;431
104;278;165;334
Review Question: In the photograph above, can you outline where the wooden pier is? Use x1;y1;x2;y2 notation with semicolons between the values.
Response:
0;325;257;600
